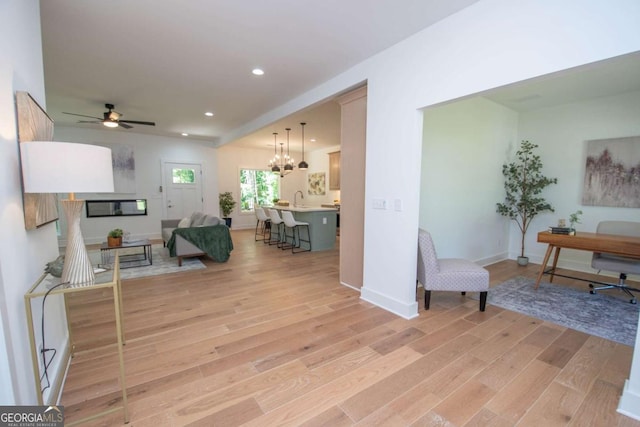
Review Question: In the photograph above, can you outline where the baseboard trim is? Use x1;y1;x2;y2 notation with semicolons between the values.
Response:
618;379;640;421
340;281;361;292
360;286;418;319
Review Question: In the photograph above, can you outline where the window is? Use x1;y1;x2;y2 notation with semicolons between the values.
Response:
240;169;279;213
172;168;195;184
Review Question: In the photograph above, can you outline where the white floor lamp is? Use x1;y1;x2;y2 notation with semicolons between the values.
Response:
20;141;114;284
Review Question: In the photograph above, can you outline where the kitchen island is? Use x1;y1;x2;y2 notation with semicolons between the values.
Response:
273;206;338;251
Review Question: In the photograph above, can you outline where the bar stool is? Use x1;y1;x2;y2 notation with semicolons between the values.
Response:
267;209;284;247
254;207;271;243
281;210;311;253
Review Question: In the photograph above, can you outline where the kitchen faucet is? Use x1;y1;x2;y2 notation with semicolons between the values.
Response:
294;190;304;207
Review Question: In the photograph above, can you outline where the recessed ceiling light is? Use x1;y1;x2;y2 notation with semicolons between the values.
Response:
252;68;265;76
181;133;189;136
205;112;214;117
310;138;316;142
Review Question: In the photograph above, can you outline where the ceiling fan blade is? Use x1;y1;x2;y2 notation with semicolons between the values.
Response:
77;120;100;124
119;120;156;126
63;112;102;120
118;122;133;129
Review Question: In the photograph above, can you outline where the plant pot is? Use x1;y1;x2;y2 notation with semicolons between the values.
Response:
107;236;122;247
517;256;529;266
223;217;232;228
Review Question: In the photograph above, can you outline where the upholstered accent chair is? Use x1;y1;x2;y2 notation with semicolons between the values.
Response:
417;229;489;311
590;220;640;304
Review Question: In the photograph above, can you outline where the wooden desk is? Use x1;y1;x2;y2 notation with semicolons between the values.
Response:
24;256;128;425
535;231;640;289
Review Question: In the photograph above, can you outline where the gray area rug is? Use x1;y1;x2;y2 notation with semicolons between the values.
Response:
88;244;206;280
488;277;639;346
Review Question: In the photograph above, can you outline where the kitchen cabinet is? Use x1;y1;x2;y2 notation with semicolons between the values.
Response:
329;151;340;190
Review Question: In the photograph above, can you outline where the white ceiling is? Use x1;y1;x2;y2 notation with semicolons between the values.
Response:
39;0;481;151
40;2;640;153
481;52;640;112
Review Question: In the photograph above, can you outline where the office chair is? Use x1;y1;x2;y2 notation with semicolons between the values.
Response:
589;221;640;304
417;229;489;311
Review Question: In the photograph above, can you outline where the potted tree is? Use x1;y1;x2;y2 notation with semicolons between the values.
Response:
107;228;123;247
496;140;558;265
219;192;237;227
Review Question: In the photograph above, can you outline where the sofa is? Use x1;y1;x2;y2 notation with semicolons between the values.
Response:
162;212;233;266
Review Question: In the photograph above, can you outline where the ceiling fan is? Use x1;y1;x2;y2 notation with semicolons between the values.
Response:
63;103;156;129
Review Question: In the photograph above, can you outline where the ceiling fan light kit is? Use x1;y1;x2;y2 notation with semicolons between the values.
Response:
63;103;156;130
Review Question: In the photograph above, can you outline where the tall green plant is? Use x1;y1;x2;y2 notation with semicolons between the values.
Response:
496;140;558;258
219;192;236;217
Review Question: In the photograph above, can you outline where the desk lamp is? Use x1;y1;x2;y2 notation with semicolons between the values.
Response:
20;141;114;284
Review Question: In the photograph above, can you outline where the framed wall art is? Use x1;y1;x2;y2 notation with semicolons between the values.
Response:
16;91;59;229
582;136;640;208
308;172;326;195
110;144;136;193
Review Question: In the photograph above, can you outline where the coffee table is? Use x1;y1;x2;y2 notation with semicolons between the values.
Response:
100;239;152;269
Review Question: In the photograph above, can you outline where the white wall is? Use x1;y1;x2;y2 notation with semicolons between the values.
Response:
0;0;67;405
420;97;517;264
359;0;640;319
517;90;640;273
421;90;640;276
53;126;219;243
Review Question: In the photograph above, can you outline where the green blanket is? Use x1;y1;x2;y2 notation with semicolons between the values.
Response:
167;225;233;262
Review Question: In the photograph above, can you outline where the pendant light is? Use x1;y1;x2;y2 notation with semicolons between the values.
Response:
284;128;294;172
270;132;280;174
298;122;309;170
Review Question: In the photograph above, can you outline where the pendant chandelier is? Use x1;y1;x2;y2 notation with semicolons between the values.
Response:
268;123;310;176
269;128;295;177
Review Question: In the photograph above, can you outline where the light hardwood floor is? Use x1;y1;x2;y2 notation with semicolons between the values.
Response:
62;229;640;426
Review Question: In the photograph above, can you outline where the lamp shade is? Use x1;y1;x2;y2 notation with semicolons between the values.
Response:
20;141;114;194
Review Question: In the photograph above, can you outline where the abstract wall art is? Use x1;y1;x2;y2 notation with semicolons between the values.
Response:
582;136;640;208
110;145;136;193
16;91;59;229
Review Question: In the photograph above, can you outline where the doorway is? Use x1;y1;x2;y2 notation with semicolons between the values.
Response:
162;161;203;219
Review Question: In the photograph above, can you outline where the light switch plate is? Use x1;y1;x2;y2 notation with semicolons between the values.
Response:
373;198;386;209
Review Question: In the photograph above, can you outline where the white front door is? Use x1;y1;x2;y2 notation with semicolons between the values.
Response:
162;161;203;219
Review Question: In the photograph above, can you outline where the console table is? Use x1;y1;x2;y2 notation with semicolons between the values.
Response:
24;256;128;425
535;230;640;289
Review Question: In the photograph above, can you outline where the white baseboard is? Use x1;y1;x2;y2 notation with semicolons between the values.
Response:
360;286;419;319
477;252;508;267
340;281;361;292
618;379;640;421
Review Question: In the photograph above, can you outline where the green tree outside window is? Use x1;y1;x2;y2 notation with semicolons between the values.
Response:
240;169;279;212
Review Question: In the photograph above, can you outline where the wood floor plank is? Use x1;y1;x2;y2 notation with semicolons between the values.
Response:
537;328;591;369
485;359;561;423
554;335;617;394
570;378;628;426
59;230;640;427
517;381;584;426
429;379;496;426
242;346;423;426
